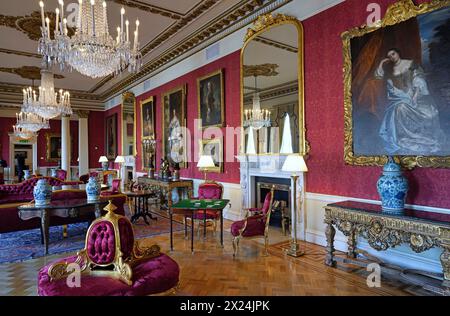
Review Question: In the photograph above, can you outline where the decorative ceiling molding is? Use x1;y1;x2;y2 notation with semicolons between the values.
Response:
243;80;298;103
0;11;75;41
0;48;41;59
89;0;222;93
0;66;64;80
253;36;298;53
243;63;279;77
112;0;183;19
96;0;266;98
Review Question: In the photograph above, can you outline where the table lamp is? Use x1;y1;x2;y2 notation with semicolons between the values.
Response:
99;156;109;171
197;155;215;181
114;155;125;177
282;154;308;257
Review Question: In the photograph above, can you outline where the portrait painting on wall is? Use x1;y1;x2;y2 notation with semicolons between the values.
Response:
46;133;61;162
105;114;117;160
343;1;450;168
198;69;224;128
199;138;223;173
141;96;155;140
162;86;187;168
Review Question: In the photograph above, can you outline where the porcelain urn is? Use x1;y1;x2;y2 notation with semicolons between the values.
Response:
33;179;52;206
376;157;408;215
86;176;101;202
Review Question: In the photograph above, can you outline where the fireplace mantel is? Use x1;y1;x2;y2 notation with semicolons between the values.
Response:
237;155;306;240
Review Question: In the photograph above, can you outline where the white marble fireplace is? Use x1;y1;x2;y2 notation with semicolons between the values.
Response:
237;155;306;240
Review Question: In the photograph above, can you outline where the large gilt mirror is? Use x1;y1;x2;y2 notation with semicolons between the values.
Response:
241;14;307;155
121;91;136;156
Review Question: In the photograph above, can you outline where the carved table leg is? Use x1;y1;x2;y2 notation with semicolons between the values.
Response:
41;209;49;255
325;221;336;267
347;228;357;259
440;244;450;285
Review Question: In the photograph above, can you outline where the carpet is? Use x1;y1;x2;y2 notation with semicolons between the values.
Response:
0;212;185;264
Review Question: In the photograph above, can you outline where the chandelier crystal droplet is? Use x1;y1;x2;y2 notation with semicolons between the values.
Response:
38;0;142;78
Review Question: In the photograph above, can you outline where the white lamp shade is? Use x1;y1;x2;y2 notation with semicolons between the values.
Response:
197;155;215;168
114;156;125;163
282;154;308;173
98;156;108;163
246;126;257;155
280;113;293;154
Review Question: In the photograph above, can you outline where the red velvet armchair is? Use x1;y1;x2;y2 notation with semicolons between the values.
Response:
38;201;180;296
55;169;67;181
101;178;121;196
231;186;274;257
189;181;223;236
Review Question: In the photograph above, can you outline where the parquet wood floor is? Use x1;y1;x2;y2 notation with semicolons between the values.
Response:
0;217;426;296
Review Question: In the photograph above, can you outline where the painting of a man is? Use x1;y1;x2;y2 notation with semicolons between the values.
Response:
141;97;155;139
198;70;224;128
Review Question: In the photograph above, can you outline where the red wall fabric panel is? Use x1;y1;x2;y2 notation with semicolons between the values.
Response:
303;0;449;208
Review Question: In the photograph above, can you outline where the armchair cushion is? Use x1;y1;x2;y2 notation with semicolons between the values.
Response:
192;210;219;220
230;215;265;237
38;253;180;296
197;183;222;200
87;221;116;265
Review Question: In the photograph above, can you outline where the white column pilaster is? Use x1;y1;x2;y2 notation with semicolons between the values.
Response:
76;110;90;176
61;115;71;179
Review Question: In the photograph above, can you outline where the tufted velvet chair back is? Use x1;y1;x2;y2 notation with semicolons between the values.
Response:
56;169;67;181
198;182;223;200
261;191;273;216
111;179;121;193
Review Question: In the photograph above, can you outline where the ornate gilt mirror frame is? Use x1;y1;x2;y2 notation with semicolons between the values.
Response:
121;91;137;156
342;0;450;169
240;13;308;156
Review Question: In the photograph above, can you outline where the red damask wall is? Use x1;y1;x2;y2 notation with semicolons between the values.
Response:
0;112;104;169
135;50;241;184
303;0;449;208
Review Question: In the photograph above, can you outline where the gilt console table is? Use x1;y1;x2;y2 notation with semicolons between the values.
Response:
324;201;450;284
137;177;193;210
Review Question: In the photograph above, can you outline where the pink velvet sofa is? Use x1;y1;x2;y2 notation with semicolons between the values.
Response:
0;177;127;234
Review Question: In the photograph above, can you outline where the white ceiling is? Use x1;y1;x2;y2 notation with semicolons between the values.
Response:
0;0;266;107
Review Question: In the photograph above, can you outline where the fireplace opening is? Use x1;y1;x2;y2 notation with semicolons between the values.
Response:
255;177;291;234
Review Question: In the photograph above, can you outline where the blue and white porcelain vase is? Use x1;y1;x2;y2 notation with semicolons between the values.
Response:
24;170;31;180
376;156;408;215
33;179;52;206
86;176;101;202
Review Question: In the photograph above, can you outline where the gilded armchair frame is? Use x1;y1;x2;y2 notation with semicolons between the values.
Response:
232;186;275;257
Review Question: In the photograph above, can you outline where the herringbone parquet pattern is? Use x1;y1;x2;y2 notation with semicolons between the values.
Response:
0;218;420;296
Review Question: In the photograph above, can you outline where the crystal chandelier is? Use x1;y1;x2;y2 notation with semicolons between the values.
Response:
243;75;271;130
15;111;49;132
38;0;142;78
22;68;72;120
13;126;37;140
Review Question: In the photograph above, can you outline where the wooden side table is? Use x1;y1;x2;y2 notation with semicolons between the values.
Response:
123;190;158;225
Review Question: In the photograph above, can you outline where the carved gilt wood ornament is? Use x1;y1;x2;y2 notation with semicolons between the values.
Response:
240;13;309;156
342;0;450;169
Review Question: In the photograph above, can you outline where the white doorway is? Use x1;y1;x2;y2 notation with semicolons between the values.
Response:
8;133;38;181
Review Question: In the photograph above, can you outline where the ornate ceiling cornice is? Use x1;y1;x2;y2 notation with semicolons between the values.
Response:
0;48;41;59
0;66;64;80
96;0;266;98
243;80;298;103
112;0;183;19
253;36;298;53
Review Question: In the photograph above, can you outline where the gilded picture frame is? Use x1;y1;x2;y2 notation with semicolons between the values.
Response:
140;96;155;140
197;69;224;129
162;85;187;169
199;138;223;173
105;113;118;160
122;91;137;156
342;0;450;169
45;133;61;162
